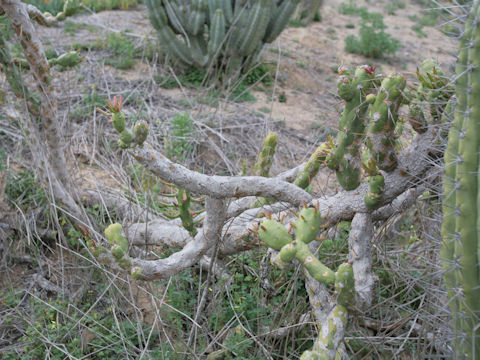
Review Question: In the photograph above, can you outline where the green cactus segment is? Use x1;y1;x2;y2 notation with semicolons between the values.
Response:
258;219;292;250
164;1;185;34
291;0;323;24
236;0;272;56
133;121;148;146
130;266;144;280
409;59;452;133
441;1;480;357
365;73;406;172
301;253;335;285
302;304;348;360
208;9;226;56
48;51;82;68
105;223;132;270
105;223;128;252
254;132;278;177
110;244;126;259
264;0;300;43
335;263;355;308
364;174;385;210
146;0;297;75
176;187;198;237
278;242;297;262
294;143;330;190
111;112;126;132
119;128;133;146
295;207;322;244
327;65;376;190
189;0;207;35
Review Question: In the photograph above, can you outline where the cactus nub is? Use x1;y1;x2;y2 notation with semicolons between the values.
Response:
257;219;292;250
364;174;384;210
294;143;331;190
176;187;198;237
254;132;278;177
105;223;128;252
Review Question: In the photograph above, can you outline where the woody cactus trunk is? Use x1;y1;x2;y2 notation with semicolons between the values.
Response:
146;0;299;77
441;0;480;357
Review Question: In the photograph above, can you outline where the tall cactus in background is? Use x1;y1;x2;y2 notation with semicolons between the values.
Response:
441;1;480;357
290;0;322;24
146;0;299;76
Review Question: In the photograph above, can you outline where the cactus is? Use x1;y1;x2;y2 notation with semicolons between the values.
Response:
290;0;322;24
145;0;300;76
364;174;384;210
176;187;198;236
254;132;278;177
326;65;376;190
294;142;331;190
256;204;354;358
100;95;149;149
441;1;480;357
105;223;132;270
364;73;406;172
409;59;452;133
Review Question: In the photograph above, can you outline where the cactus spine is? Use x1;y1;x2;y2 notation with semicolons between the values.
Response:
441;1;480;357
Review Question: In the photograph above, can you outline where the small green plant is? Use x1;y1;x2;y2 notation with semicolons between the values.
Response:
243;64;273;87
345;12;400;58
63;20;96;36
165;112;196;162
278;92;287;103
103;32;137;70
339;1;367;16
228;83;256;103
1;292;158;360
155;67;207;89
384;1;405;15
5;170;47;210
71;90;108;121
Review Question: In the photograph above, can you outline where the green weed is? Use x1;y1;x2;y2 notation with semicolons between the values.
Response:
345;12;400;58
165;112;196;162
103;33;137;70
1;291;158;360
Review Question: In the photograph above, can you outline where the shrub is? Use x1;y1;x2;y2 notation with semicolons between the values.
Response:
345;12;400;58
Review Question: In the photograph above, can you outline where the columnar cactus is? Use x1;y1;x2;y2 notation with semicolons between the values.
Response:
256;204;354;358
441;1;480;357
145;0;300;74
291;0;322;24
